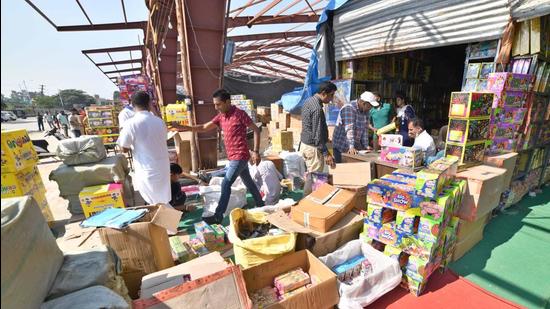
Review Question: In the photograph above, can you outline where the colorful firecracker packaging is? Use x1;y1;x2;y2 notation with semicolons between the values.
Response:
169;236;197;263
381;174;416;186
332;255;370;284
445;141;487;165
427;156;459;179
448;92;493;118
417;217;441;244
491;91;527;108
194;221;224;248
273;268;310;295
488;138;518;154
414;169;446;199
188;238;209;256
405;255;431;283
491;107;527;124
487;72;532;92
78;183;125;218
379;134;403;147
489;123;520;140
418;192;452;222
447;118;491;144
395;209;419;235
377;223;405;246
363;222;381;239
366;204;396;225
1;129;39;173
379;146;424;168
403;275;427;297
383;245;403;261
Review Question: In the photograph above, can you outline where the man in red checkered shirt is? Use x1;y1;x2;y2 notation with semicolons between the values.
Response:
175;89;264;224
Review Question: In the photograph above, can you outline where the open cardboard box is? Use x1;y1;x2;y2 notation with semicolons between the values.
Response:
330;162;373;211
290;183;356;233
242;250;339;309
483;152;518;189
268;210;363;257
456;165;506;221
99;204;182;298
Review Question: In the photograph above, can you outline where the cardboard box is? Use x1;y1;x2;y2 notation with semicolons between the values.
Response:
1;129;38;173
79;183;125;218
268;210;363;257
99;205;182;297
139;252;230;298
447;118;491;144
167;131;192;173
483;152;518;189
445;141;486;166
264;155;284;175
456;165;506;221
242;250;339;309
331;162;373;211
290;184;356;233
165;103;189;123
452;213;490;261
257;106;271;116
379;146;424;168
448;92;493;118
272;131;294;152
271;103;283;121
279;112;291;129
269;121;280;135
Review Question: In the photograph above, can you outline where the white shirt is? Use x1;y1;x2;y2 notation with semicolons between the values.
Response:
118;106;135;129
249;161;283;205
118;111;170;204
413;130;436;159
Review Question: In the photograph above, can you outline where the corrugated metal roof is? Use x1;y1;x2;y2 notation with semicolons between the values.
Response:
333;0;510;61
509;0;550;20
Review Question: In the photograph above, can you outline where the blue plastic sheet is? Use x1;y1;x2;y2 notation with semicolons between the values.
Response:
81;208;148;229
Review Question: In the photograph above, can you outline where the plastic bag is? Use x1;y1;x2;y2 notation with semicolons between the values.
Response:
200;177;247;217
320;239;402;309
55;135;106;166
228;208;296;269
278;151;306;179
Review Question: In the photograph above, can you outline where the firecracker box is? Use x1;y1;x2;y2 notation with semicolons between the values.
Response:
491;107;527;124
380;146;424;168
231;94;247;100
487;138;518;154
272;131;294;152
78;183;125;218
271;103;283;122
491;91;527;108
445;141;487;166
87;127;120;135
380;134;403;147
487;72;532;92
165;103;189;123
279;112;291;129
448;92;493;118
447;118;491;144
488;122;521;140
99;134;119;145
1;129;38;173
88;118;116;128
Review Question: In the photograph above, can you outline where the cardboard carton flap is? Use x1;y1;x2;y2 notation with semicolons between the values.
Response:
151;204;183;231
331;162;373;186
267;210;311;234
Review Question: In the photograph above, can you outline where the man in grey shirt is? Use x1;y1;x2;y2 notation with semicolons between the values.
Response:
300;81;337;172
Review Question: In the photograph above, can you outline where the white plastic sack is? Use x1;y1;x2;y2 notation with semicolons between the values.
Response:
200;177;247;217
279;151;306;179
320;239;402;309
41;286;129;309
55;135;107;166
247;198;296;214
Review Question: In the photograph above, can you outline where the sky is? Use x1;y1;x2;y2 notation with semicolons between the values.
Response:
1;0;318;99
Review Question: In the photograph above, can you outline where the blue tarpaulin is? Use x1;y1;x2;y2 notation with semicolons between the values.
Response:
280;0;350;113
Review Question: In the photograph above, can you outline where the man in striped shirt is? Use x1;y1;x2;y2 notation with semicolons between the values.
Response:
300;81;337;172
332;91;378;163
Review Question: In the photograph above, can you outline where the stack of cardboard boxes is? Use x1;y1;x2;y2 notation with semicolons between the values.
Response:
1;129;54;223
231;94;256;122
269;103;295;152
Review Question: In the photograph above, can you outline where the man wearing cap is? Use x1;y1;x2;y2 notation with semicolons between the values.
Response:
332;91;378;163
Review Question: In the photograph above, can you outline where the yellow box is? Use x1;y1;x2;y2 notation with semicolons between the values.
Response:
272;131;294;152
79;183;125;218
1;166;36;198
165;103;188;123
1;129;38;173
32;189;54;223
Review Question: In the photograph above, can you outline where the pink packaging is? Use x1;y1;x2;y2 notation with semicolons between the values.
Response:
489;123;520;139
491;107;527;124
488;138;517;153
487;72;532;92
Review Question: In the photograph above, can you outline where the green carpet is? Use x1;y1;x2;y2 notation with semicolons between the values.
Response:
178;190;304;233
450;187;550;309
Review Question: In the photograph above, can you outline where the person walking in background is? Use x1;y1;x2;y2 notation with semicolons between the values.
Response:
174;89;264;224
300;81;337;172
57;111;70;137
37;113;44;131
44;112;54;129
69;108;83;137
332;91;377;163
394;91;416;147
369;92;394;150
118;91;171;206
54;111;61;129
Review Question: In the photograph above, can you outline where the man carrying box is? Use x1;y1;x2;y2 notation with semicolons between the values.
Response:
174;89;264;224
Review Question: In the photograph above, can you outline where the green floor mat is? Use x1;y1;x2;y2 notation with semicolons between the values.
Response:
177;190;304;233
450;187;550;309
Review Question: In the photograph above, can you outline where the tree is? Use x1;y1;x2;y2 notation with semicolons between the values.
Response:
34;95;58;108
52;89;96;107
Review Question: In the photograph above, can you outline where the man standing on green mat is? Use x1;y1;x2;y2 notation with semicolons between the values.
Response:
369;92;394;150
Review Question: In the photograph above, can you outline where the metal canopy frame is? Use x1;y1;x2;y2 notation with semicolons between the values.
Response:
225;0;328;82
82;45;145;84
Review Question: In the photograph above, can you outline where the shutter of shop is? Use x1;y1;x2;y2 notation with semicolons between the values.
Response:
333;0;510;61
509;0;550;21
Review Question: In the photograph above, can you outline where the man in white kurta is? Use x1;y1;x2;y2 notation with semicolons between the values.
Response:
118;104;135;129
118;91;171;205
249;160;283;205
408;118;436;162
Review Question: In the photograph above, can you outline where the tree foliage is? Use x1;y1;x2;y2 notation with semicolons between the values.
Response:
34;96;58;108
53;89;96;107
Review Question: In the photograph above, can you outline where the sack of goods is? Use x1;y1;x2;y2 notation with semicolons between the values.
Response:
56;135;107;166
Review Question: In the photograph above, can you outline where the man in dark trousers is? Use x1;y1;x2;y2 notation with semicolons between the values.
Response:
300;81;337;172
37;113;44;131
175;89;264;224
